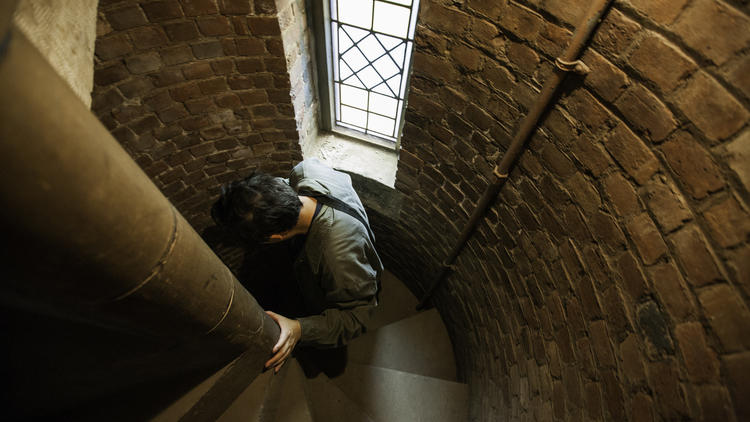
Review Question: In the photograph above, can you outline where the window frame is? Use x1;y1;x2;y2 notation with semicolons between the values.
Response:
311;0;420;150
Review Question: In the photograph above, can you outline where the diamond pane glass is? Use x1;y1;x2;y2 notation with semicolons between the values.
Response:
340;84;368;109
341;105;367;127
372;2;410;38
367;113;395;136
338;0;373;28
369;92;398;117
329;0;420;141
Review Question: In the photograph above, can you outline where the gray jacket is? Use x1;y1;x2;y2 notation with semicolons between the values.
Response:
289;159;383;348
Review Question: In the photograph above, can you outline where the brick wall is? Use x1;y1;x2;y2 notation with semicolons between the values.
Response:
92;0;303;240
375;0;750;420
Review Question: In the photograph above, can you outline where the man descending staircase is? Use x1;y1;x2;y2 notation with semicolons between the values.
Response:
153;271;469;422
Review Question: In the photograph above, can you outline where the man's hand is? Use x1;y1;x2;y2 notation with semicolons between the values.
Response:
264;311;302;373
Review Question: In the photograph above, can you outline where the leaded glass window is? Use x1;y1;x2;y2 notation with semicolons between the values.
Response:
326;0;420;143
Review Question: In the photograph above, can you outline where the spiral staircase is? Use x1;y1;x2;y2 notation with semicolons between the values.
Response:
151;271;468;422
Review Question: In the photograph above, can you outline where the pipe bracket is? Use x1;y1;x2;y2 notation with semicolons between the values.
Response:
493;166;509;179
555;57;591;75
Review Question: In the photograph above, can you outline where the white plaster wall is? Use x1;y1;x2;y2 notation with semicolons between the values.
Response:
13;0;98;107
276;0;320;155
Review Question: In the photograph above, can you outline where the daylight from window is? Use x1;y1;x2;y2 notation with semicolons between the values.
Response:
329;0;420;142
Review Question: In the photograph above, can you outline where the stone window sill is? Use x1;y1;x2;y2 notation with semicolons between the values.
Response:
305;131;399;188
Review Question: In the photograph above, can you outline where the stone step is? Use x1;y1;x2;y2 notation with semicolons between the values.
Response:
368;270;419;331
303;372;375;422
149;361;233;422
332;363;468;422
274;359;314;422
216;370;273;422
348;308;457;381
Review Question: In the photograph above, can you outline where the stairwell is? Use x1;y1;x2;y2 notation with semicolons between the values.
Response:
152;271;469;422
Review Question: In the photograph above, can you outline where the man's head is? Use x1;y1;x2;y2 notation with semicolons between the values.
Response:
211;173;302;243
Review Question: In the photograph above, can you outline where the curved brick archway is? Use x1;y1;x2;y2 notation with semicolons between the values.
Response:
93;0;302;233
91;0;750;420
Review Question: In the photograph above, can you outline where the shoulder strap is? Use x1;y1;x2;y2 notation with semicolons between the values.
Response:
298;189;376;245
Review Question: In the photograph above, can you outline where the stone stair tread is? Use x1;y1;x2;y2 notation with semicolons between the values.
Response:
216;369;273;422
332;363;468;422
348;308;457;381
368;270;419;331
274;359;314;422
304;372;376;422
150;359;234;422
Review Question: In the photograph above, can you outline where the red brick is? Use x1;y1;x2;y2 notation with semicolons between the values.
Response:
126;52;162;74
642;178;692;232
95;34;133;61
95;63;129;86
723;352;750;420
465;0;502;19
602;286;632;339
601;370;625;421
156;104;189;123
182;62;213;80
219;0;251;14
199;77;229;95
696;385;734;422
584;382;604;421
569;135;612;177
565;89;612;133
181;0;218;16
506;42;538;76
191;40;224;59
581;49;630;103
588;320;616;368
703;196;750;248
727;244;750;297
129;26;168;49
238;90;268;105
724;129;750;194
106;5;148;30
160;45;194;65
675;72;749;143
112;104;144;123
264;58;286;73
723;54;750;99
197;16;233;36
450;44;483;72
248;16;281;35
164;21;200;42
603;173;639;217
254;0;276;14
237;57;264;73
141;1;183;22
130;115;161;134
421;3;472;35
627;213;668;265
169;83;201;102
650;262;695;321
603;124;660;185
673;0;750;66
615;85;676;142
143;91;174;111
540;144;576;179
624;0;687;25
211;59;234;75
629;33;697;93
537;20;570;58
630;393;655;422
236;38;265;56
619;334;646;386
591;8;641;61
647;359;689;419
698;284;750;352
119;78;155;98
661;131;725;199
675;322;720;383
498;1;542;41
591;212;627;254
565;172;601;215
670;224;724;287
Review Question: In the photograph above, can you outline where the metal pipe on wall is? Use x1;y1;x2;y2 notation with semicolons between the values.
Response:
0;24;278;356
417;0;615;309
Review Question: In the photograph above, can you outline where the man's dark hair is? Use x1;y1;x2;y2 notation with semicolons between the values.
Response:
211;173;302;243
